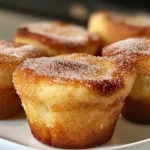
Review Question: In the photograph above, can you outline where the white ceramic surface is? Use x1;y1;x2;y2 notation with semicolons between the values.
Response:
0;111;150;150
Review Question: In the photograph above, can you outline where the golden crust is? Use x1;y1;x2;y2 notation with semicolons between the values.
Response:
88;11;150;45
13;53;135;148
102;38;150;124
28;118;117;148
0;40;43;119
14;21;103;56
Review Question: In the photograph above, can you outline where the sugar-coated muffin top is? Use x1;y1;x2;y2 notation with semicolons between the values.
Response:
103;38;150;56
0;40;41;62
15;53;135;94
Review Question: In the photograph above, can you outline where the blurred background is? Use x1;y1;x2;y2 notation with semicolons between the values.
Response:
0;0;150;39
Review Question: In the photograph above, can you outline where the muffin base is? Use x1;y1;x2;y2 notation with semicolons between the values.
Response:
0;88;22;119
28;116;118;149
25;97;124;149
122;97;150;124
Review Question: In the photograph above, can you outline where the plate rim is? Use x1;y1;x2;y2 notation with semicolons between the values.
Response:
0;137;150;150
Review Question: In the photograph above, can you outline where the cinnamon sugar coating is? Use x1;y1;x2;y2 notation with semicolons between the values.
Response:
15;21;103;56
103;38;150;74
14;53;134;95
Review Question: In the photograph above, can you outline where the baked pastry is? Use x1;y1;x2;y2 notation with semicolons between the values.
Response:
88;11;150;45
102;38;150;124
13;53;135;148
14;21;102;56
0;40;42;119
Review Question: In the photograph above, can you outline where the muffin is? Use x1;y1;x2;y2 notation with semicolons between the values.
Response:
103;38;150;124
88;11;150;45
13;53;135;148
14;21;102;56
0;40;42;119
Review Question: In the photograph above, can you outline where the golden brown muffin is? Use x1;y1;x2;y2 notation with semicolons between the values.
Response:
0;40;42;119
102;37;150;124
88;11;150;45
13;53;135;148
14;21;102;56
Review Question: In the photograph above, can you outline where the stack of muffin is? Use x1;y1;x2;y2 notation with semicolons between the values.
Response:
1;10;150;149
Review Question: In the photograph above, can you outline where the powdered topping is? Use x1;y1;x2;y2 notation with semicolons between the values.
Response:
110;53;136;71
0;41;40;60
112;13;150;26
16;54;128;94
24;22;88;44
20;55;118;82
104;38;150;55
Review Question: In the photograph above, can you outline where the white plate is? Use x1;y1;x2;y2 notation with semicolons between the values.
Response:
0;111;150;150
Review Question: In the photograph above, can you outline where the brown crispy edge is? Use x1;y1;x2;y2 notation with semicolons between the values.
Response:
15;21;102;53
